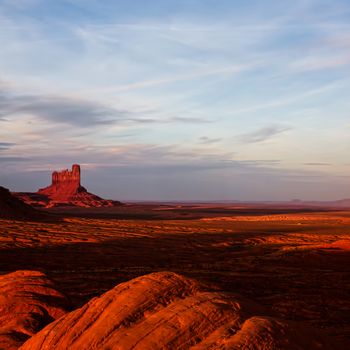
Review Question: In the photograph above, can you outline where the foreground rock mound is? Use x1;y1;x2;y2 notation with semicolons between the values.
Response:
0;270;69;350
20;272;338;350
0;186;52;221
16;164;121;208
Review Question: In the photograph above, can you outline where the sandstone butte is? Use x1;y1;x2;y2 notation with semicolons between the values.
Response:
0;270;69;350
19;271;340;350
15;164;121;208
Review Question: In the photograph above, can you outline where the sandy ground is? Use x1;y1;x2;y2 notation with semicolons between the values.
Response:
0;205;349;344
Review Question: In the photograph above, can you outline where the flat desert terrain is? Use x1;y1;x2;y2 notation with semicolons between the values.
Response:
0;204;349;347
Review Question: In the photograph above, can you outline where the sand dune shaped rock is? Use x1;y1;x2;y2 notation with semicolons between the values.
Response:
0;270;69;350
19;272;338;350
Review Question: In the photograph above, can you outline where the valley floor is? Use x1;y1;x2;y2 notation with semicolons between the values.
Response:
0;205;349;345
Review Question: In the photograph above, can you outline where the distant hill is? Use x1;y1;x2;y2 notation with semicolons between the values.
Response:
0;186;56;221
289;199;350;208
330;198;350;207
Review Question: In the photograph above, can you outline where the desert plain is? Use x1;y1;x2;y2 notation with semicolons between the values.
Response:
1;204;349;348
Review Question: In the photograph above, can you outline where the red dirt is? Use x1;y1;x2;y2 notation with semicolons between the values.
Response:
0;205;349;348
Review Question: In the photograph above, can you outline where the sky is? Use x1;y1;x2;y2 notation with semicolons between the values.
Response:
0;0;350;201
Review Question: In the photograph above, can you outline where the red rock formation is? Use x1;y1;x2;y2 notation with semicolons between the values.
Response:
0;270;69;350
35;164;120;208
19;272;340;350
38;164;85;201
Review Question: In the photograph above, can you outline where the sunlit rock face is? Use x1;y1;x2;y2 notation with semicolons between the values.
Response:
0;270;69;350
19;272;340;350
38;164;85;202
33;164;120;208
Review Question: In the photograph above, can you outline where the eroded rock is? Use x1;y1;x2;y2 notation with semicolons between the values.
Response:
15;164;121;208
19;272;339;350
0;270;69;350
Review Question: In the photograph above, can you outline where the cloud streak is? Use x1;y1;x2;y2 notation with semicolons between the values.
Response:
238;125;292;143
0;84;216;128
0;86;129;127
0;142;15;150
78;62;259;94
198;136;222;144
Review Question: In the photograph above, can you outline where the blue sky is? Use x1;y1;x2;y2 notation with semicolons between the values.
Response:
0;0;350;200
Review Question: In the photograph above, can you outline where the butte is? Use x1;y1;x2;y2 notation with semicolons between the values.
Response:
15;164;121;208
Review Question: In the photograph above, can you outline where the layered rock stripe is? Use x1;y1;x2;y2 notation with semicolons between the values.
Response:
0;270;69;350
20;272;339;350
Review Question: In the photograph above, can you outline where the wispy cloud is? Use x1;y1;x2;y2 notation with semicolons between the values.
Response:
0;142;15;150
226;81;346;116
0;156;27;162
170;116;213;124
303;162;332;166
290;54;350;72
198;136;222;144
78;62;259;94
0;142;299;175
238;125;292;143
0;83;216;128
0;143;330;201
0;86;128;127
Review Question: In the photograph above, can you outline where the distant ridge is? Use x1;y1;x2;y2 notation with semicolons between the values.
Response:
0;186;53;220
330;198;350;207
143;198;350;208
